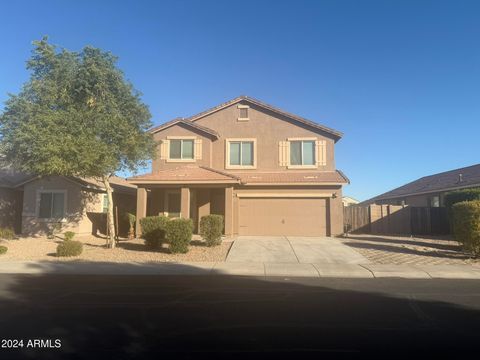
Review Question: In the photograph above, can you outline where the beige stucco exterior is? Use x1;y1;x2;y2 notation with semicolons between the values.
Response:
133;97;347;237
21;177;136;236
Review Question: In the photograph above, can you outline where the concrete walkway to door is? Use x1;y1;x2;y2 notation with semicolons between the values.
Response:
226;236;370;264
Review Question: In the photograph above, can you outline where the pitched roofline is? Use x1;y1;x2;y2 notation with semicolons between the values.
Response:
149;117;219;138
186;95;343;141
368;183;480;203
364;163;480;203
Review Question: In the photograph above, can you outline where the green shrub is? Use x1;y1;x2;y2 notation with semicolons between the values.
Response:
56;240;83;257
166;218;193;254
140;216;169;249
199;214;224;247
64;231;75;241
0;245;7;254
444;188;480;212
0;227;15;240
452;200;480;257
125;212;136;239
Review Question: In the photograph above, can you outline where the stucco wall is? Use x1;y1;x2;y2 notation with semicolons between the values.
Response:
22;177;103;236
151;102;337;173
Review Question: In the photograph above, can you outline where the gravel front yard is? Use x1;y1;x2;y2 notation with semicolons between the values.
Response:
0;235;232;263
341;234;479;265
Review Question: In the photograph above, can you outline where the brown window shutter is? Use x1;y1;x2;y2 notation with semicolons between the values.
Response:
315;140;326;166
160;139;170;160
194;139;202;160
278;141;289;166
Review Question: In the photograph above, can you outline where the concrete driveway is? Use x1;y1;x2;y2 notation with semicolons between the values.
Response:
226;236;370;264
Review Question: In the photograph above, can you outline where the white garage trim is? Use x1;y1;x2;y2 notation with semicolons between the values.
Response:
236;192;333;198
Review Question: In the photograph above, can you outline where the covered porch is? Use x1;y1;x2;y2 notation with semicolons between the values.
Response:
129;166;240;236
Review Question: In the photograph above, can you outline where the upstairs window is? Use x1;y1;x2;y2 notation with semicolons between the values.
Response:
290;140;315;166
226;138;256;168
170;139;194;160
39;192;65;219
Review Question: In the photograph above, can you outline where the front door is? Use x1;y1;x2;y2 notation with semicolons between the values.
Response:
165;191;181;218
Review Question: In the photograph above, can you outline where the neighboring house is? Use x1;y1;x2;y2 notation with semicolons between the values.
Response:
0;168;32;233
128;95;349;237
0;170;136;236
363;163;480;207
342;196;359;207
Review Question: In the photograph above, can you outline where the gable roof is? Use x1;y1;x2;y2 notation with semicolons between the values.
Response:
235;170;349;185
149;117;219;138
149;95;343;141
365;163;480;203
14;175;136;193
127;165;240;184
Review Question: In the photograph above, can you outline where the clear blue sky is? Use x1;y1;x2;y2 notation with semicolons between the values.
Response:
1;0;479;201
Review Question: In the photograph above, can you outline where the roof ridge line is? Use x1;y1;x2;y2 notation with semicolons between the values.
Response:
199;166;242;181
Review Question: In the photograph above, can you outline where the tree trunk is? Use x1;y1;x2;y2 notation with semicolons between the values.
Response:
102;175;116;249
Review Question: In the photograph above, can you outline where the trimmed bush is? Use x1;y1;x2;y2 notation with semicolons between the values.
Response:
452;200;480;257
125;212;136;239
0;227;15;240
199;214;224;247
444;188;480;212
166;218;193;254
0;245;7;255
56;240;83;257
64;231;75;241
140;216;169;249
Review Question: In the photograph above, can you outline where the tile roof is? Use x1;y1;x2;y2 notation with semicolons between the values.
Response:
149;117;219;138
366;163;480;202
234;170;349;185
149;95;342;141
127;166;240;183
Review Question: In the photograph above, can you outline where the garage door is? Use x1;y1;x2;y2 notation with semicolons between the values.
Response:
238;198;327;236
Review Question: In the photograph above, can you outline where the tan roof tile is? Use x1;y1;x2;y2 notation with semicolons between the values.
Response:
235;170;349;184
127;166;240;183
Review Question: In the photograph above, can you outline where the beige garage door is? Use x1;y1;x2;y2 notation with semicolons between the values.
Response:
238;198;327;236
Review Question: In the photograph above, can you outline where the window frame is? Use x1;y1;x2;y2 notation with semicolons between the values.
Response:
287;137;318;169
237;104;250;122
225;138;257;169
166;136;196;162
36;190;67;222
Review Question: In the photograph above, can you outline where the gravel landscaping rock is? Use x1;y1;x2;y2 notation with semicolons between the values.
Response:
0;235;232;263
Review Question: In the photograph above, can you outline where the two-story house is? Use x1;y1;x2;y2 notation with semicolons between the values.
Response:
128;96;349;237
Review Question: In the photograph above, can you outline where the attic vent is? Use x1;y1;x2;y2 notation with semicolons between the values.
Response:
303;176;318;179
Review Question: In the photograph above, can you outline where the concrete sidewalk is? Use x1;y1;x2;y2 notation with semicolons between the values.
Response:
1;260;480;279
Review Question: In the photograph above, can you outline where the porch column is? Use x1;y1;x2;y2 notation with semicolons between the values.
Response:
180;187;190;219
136;187;147;237
224;186;234;236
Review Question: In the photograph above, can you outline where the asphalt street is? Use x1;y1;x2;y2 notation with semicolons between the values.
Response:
0;274;479;358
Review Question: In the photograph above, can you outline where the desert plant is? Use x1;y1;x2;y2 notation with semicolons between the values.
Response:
0;227;15;240
140;216;169;249
56;240;83;257
47;223;62;239
125;212;136;239
451;200;480;257
0;245;7;254
64;231;75;241
199;214;224;247
165;218;193;254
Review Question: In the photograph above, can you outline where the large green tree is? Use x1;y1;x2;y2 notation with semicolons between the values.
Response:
0;37;156;248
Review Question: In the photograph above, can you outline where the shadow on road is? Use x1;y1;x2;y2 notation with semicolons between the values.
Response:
0;262;479;358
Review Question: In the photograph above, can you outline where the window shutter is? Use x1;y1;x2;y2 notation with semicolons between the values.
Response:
316;140;326;166
278;141;289;166
194;139;202;160
160;139;170;160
